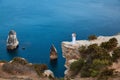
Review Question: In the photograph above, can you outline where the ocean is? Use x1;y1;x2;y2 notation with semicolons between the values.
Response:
0;0;120;77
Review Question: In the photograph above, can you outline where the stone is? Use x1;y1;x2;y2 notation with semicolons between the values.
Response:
7;30;19;50
43;70;54;78
50;44;58;60
22;47;25;50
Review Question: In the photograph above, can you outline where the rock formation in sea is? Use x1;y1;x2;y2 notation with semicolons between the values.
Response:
62;34;120;80
50;44;58;60
7;30;19;50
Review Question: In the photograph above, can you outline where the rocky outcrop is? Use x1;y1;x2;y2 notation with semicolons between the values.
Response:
43;70;54;78
7;30;19;50
62;43;80;78
50;45;58;60
62;34;120;80
0;57;54;80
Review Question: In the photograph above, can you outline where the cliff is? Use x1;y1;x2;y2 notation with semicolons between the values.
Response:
62;34;120;80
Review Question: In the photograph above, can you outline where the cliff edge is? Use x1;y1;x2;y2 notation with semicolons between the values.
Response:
62;34;120;80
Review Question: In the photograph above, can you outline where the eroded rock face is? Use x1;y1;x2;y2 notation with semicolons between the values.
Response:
50;45;58;60
7;30;19;50
62;42;80;78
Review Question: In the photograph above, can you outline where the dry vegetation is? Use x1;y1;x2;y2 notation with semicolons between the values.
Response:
0;57;52;80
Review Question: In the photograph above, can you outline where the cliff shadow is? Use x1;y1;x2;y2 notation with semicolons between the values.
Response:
6;47;19;59
50;59;58;68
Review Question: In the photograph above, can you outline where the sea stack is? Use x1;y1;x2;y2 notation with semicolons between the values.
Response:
50;44;58;60
7;30;19;50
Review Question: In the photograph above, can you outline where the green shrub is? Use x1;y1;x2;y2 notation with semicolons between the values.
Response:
97;68;114;80
79;44;100;59
80;64;91;77
57;78;64;80
77;39;118;78
11;57;28;65
70;58;85;75
90;69;99;77
87;44;99;54
81;70;91;77
112;47;120;62
109;38;118;47
101;68;114;76
79;46;86;53
78;43;113;78
85;44;111;61
100;42;108;49
33;64;48;76
88;35;97;41
92;59;110;69
100;38;118;51
70;59;84;71
79;46;87;58
90;59;112;77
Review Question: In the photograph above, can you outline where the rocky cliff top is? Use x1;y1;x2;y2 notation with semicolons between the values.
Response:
62;35;120;61
62;34;120;49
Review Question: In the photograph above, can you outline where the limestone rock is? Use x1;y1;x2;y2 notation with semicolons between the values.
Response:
7;30;19;50
50;44;58;60
43;70;54;78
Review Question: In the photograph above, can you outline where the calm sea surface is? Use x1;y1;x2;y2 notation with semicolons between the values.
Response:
0;0;120;77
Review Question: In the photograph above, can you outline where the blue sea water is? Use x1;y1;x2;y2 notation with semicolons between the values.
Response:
0;0;120;77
